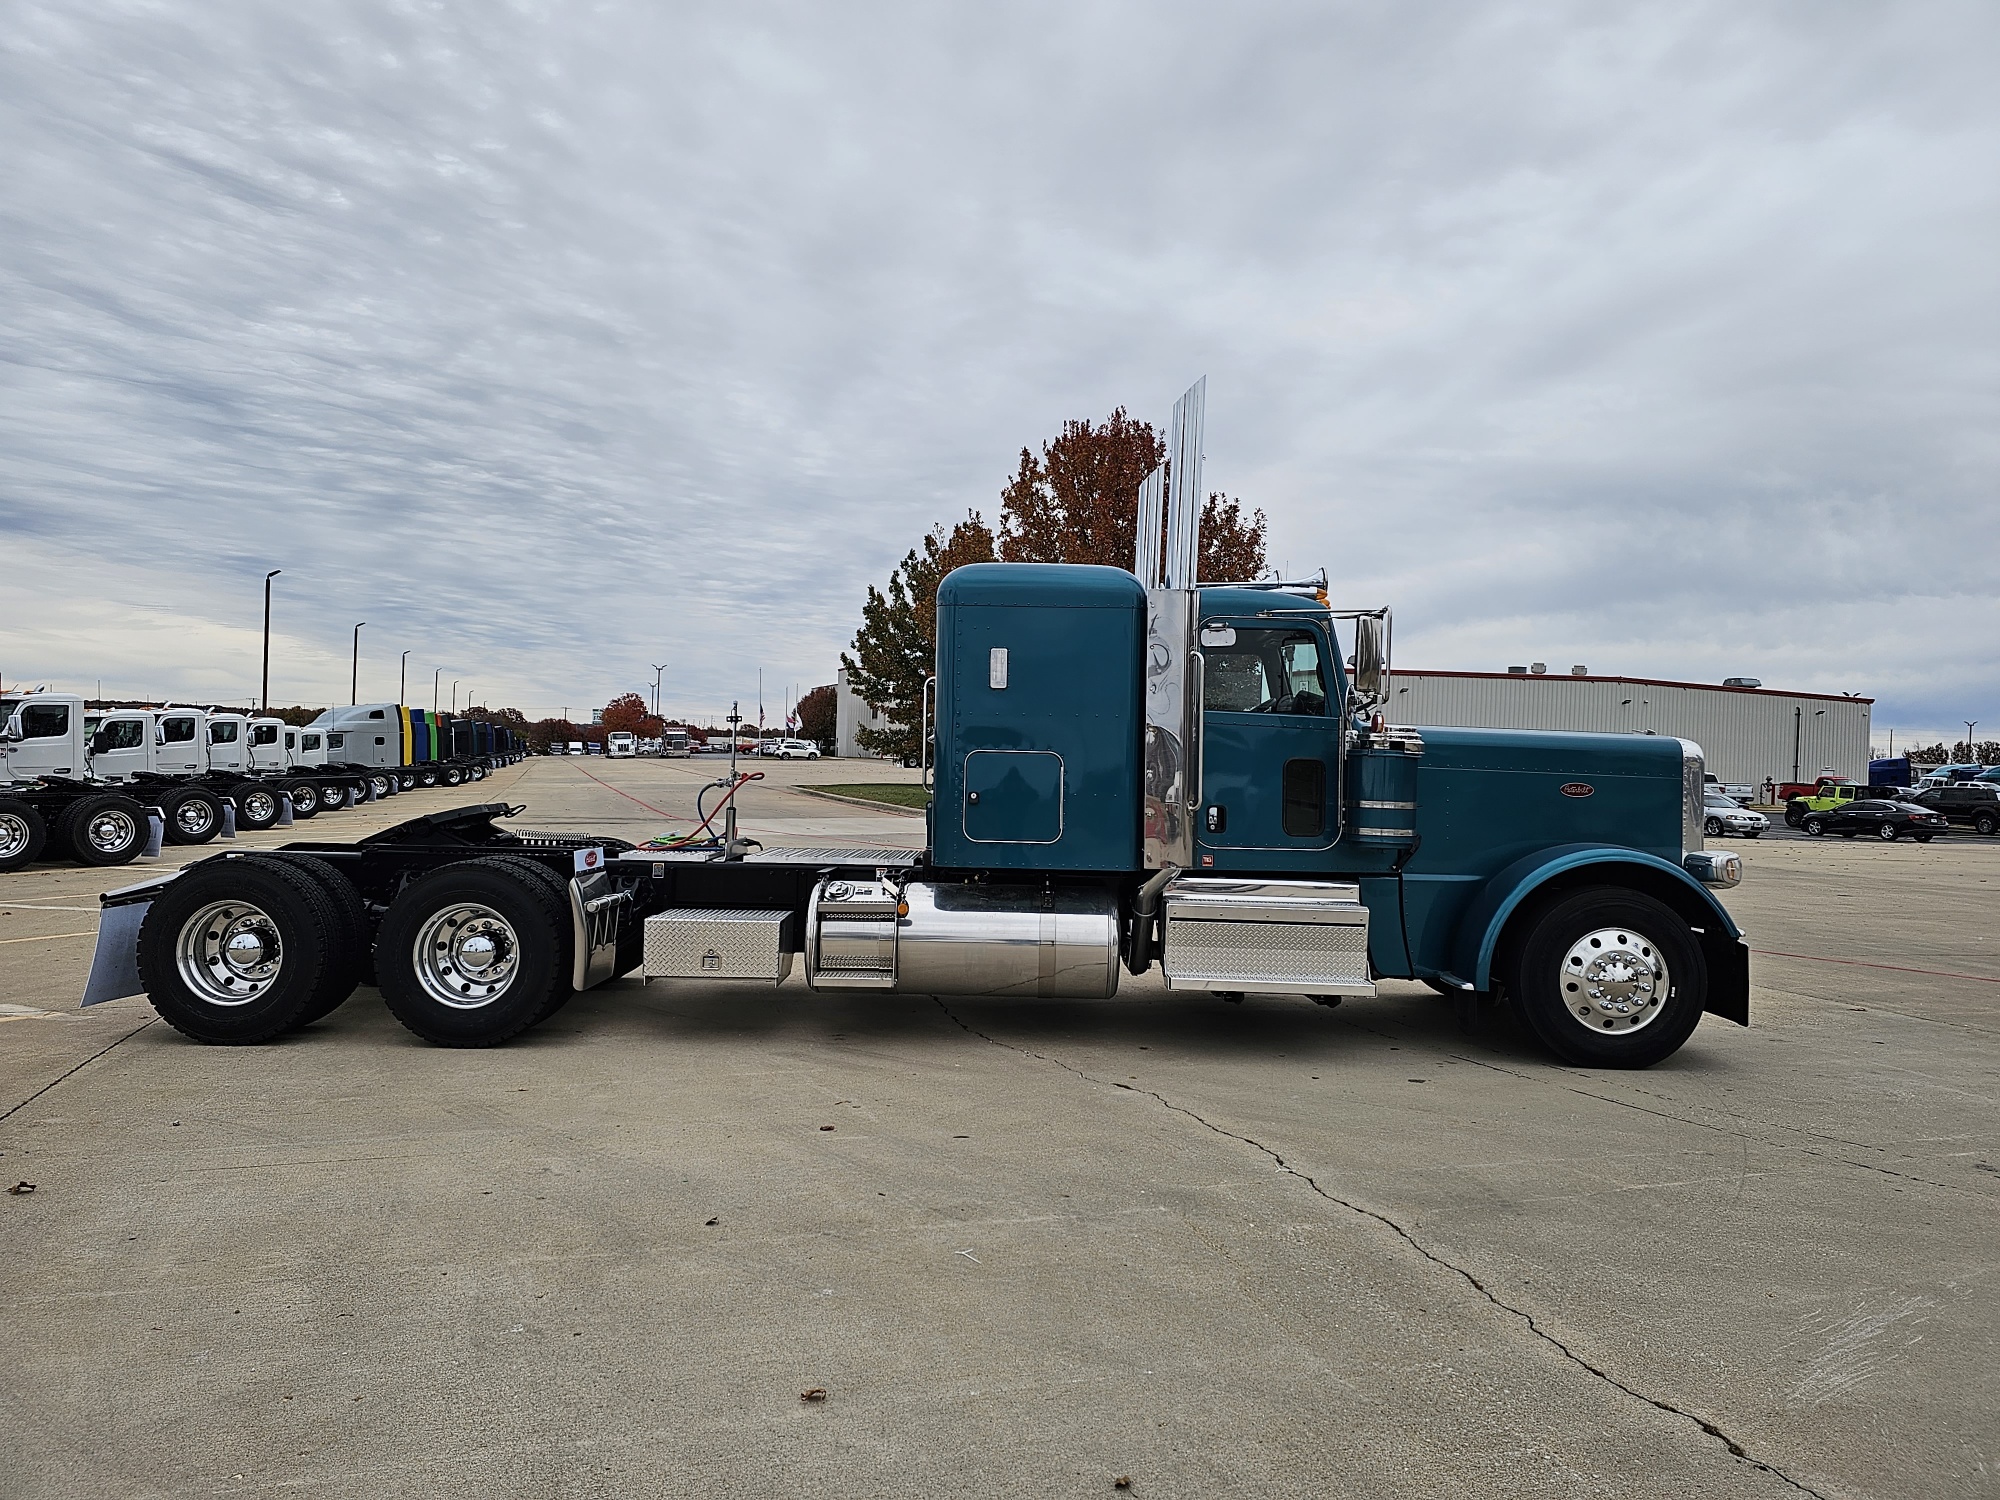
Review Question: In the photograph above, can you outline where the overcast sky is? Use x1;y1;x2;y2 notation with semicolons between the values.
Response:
3;2;1994;740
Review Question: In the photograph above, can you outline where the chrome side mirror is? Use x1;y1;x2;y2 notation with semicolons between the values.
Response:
1352;616;1387;703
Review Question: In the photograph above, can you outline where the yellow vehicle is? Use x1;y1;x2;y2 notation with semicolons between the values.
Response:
1785;781;1899;827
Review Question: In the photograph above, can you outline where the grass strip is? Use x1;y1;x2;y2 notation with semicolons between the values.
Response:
804;783;932;809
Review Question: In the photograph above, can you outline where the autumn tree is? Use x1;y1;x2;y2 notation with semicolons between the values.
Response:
842;512;997;760
526;717;577;754
999;407;1270;580
796;683;837;752
601;692;664;739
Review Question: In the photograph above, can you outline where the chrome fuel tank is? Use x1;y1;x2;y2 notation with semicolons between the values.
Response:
805;878;1121;999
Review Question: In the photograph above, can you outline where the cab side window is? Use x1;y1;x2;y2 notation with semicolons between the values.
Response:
1202;628;1331;716
103;719;145;750
161;717;196;744
253;724;278;745
21;703;68;738
209;722;239;744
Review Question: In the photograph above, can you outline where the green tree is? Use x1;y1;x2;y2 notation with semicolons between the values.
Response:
842;512;996;760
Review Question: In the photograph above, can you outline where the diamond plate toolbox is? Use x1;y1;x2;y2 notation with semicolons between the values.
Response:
1160;877;1374;996
644;910;795;983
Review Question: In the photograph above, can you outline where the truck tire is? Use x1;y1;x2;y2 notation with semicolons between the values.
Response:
376;858;573;1047
1499;888;1707;1069
237;854;373;1023
481;855;581;1022
161;788;224;845
136;857;345;1043
235;785;281;831
1976;811;1998;836
289;781;320;816
419;767;439;787
443;765;463;786
398;771;417;792
0;798;48;871
56;793;147;866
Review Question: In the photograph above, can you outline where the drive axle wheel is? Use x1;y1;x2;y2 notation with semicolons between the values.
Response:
419;767;438;787
289;781;320;816
235;786;281;831
1499;888;1706;1068
56;793;147;866
137;857;345;1043
376;859;572;1047
0;798;48;871
162;788;224;845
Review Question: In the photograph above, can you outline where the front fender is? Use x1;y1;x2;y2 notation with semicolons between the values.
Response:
1449;843;1749;1025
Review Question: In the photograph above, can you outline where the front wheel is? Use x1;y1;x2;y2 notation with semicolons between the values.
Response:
419;767;439;787
1784;805;1804;828
235;785;281;831
1877;822;1898;841
1499;888;1706;1068
1704;816;1723;837
1803;816;1825;836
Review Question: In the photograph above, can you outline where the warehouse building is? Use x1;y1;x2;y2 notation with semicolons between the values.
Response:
1388;669;1872;787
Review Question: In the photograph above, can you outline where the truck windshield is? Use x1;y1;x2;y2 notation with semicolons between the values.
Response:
1202;628;1330;716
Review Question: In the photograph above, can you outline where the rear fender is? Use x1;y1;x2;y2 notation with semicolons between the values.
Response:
1450;843;1749;1025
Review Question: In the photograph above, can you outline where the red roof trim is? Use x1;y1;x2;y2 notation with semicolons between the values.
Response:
1394;670;1873;706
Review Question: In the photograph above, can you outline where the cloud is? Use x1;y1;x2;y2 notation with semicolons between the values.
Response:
1;1;1994;735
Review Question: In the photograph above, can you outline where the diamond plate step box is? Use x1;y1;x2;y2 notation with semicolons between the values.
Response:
1160;877;1374;996
643;910;795;983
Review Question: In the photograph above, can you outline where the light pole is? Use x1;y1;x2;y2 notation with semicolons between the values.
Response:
652;664;666;718
261;570;281;712
351;622;365;705
400;649;410;706
1967;721;1980;759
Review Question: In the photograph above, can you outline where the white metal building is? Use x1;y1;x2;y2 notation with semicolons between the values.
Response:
1388;670;1872;787
835;667;891;760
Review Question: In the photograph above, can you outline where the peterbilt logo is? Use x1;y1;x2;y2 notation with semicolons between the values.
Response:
1559;782;1594;799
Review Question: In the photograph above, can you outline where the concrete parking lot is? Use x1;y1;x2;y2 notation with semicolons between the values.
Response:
3;757;1995;1499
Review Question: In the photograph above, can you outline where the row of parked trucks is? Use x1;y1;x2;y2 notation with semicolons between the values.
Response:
0;696;523;871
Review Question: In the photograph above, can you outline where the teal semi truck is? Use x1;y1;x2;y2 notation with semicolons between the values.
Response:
81;397;1747;1067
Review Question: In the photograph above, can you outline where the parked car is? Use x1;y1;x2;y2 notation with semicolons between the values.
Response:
1703;794;1766;838
770;737;821;760
1785;783;1905;827
1908;782;2000;836
1798;799;1950;841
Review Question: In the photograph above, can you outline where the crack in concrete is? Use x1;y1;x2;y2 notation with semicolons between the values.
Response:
0;1018;157;1125
932;997;1833;1500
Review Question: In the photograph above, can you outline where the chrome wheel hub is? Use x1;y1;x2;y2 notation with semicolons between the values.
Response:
413;902;520;1009
0;812;30;858
1561;927;1670;1033
174;800;214;835
241;791;275;821
176;900;283;1006
88;810;138;853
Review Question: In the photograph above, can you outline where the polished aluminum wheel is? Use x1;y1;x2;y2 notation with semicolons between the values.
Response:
172;798;216;838
176;900;283;1006
412;902;520;1009
291;782;319;814
0;810;32;859
239;789;277;823
1559;927;1670;1033
86;807;139;855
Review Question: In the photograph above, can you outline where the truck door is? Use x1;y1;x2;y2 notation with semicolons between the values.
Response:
155;712;204;775
1;698;81;778
89;713;154;780
207;718;247;773
1192;621;1342;860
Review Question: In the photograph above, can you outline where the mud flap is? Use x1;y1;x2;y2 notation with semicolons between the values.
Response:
569;864;629;992
1705;935;1751;1026
81;901;150;1007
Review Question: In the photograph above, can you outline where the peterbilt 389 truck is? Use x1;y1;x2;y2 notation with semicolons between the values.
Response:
81;408;1749;1070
